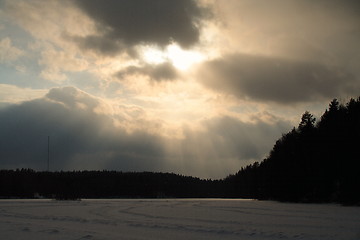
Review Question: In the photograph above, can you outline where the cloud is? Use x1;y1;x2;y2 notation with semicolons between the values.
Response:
46;87;102;112
197;53;358;104
0;86;167;172
211;0;360;80
71;0;210;55
0;86;290;178
0;84;47;105
0;37;24;63
3;0;93;47
116;62;179;82
38;46;88;83
168;115;290;177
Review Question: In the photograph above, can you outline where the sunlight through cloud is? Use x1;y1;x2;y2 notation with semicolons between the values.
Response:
141;43;206;71
142;47;167;65
166;43;205;71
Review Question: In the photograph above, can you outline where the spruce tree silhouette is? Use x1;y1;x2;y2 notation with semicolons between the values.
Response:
224;97;360;204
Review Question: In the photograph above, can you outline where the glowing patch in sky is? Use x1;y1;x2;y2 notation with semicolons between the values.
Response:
142;47;166;65
166;44;205;70
141;43;205;71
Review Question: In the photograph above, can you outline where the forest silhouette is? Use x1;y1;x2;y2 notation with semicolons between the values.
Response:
1;97;359;205
224;97;360;205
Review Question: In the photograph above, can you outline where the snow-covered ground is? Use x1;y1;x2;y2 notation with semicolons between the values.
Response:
0;199;359;240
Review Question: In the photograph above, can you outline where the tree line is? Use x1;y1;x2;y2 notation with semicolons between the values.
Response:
224;97;360;205
0;169;224;199
0;97;359;204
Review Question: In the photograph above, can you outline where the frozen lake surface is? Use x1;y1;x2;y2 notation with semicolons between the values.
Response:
0;199;359;240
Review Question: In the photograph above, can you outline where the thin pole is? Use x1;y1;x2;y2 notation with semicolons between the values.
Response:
47;136;50;172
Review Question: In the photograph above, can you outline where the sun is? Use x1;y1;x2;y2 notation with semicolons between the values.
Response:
142;47;166;65
141;43;205;71
166;44;205;70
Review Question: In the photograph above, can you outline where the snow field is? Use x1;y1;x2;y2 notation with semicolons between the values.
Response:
0;199;359;240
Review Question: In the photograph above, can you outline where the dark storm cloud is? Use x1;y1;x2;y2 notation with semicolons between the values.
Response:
315;0;360;13
0;87;167;172
72;0;210;55
0;87;290;178
198;54;358;104
116;62;179;81
70;35;127;57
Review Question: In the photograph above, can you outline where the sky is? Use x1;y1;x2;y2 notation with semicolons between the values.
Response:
0;0;359;179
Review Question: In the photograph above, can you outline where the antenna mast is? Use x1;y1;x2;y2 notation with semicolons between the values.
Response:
47;136;50;172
